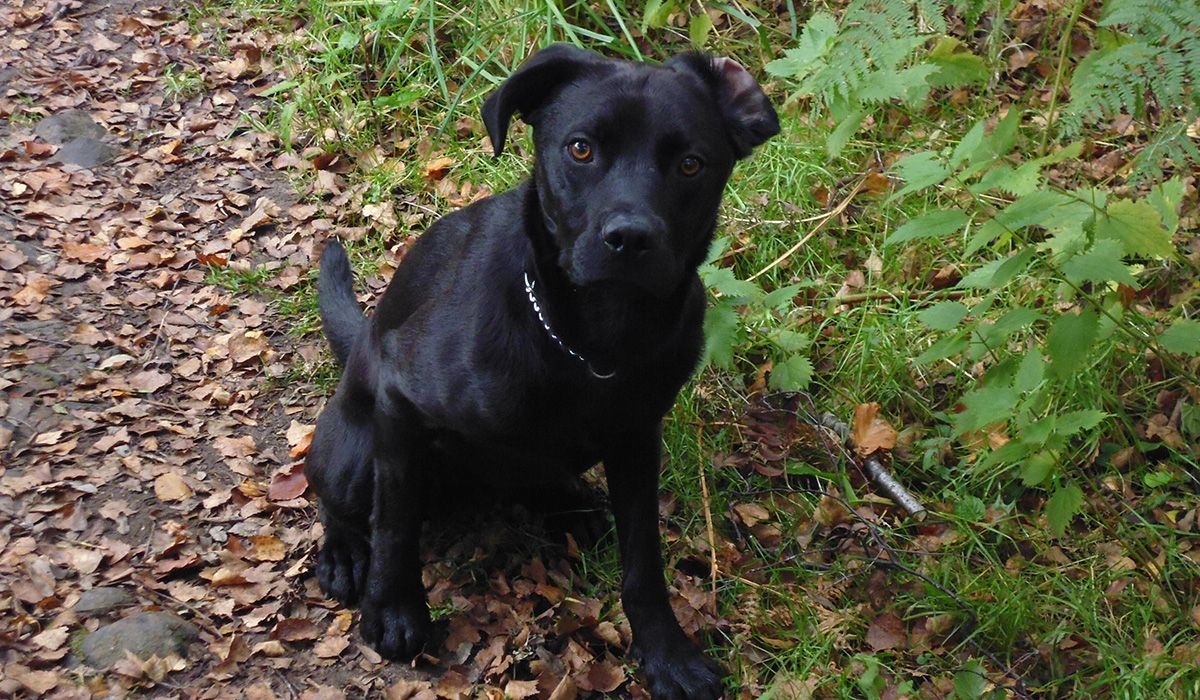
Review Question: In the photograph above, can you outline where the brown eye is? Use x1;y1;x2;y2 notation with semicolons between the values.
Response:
679;155;702;176
568;139;593;162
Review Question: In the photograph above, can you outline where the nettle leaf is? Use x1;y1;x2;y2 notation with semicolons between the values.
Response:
1020;450;1057;487
1061;239;1138;288
1014;349;1046;393
1045;483;1084;537
1095;199;1175;259
926;36;989;87
918;300;970;331
969;190;1074;254
1148;177;1184;235
954;383;1019;435
1055;409;1109;437
825;107;867;158
960;248;1036;290
772;329;811;353
887;208;968;246
954;495;987;522
890;151;951;199
1160;319;1200;356
1046;310;1099;378
951;119;986;167
689;12;713;47
770;355;814;392
915;332;969;365
704;266;761;301
763;283;805;309
703;303;741;368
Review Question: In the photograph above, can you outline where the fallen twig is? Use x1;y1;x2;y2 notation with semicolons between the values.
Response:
818;412;926;520
747;176;866;282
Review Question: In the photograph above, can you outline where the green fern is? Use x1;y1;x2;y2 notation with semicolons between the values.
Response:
1062;0;1200;175
767;0;942;117
766;0;989;155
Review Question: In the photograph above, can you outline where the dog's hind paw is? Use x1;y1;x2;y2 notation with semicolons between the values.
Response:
315;540;369;606
360;597;431;660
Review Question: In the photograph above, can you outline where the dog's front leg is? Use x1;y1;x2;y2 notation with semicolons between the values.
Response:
360;393;432;659
605;426;724;700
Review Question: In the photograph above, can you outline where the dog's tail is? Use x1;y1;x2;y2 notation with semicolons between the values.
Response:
318;240;366;366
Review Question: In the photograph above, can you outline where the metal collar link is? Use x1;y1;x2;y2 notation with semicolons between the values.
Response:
523;272;616;380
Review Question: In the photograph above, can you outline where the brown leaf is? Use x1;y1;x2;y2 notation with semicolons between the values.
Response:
422;156;456;181
127;370;172;394
154;472;193;502
313;635;350;659
582;659;625;692
386;679;437;700
271;618;321;642
286;421;315;458
249;535;287;562
503;680;540;698
32;626;70;651
228;330;271;364
733;502;770;527
851;403;897;456
10;666;61;694
268;463;308;501
866;611;906;651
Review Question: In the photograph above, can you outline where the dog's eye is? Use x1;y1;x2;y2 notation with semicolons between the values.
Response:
567;140;593;163
679;156;703;177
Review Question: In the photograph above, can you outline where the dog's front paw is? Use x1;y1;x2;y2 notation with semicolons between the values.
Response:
638;640;725;700
360;597;431;660
315;539;369;606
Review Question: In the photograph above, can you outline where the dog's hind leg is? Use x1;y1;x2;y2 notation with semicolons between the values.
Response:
358;391;433;660
306;392;375;606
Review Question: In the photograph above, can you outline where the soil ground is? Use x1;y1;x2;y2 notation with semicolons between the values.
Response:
1;1;657;698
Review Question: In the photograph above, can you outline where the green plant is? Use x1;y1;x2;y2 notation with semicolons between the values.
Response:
765;0;987;156
1060;0;1200;178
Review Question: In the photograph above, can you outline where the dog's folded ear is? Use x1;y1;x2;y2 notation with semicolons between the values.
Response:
667;53;780;158
482;44;605;158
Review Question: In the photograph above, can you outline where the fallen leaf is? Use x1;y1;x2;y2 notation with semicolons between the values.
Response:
154;472;193;502
268;462;308;501
866;611;906;651
852;403;898;456
286;420;315;458
313;635;350;659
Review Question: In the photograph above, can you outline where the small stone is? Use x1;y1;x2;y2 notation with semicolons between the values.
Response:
73;587;135;616
34;110;107;145
81;611;199;668
55;137;120;168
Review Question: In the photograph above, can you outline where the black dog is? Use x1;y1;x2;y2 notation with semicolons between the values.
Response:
305;44;778;699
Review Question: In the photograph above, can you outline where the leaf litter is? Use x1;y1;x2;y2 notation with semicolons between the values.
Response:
4;0;1196;698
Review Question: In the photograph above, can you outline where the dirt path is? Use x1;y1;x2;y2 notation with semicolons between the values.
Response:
0;2;684;698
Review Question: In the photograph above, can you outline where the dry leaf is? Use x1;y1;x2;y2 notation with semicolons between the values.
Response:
154;472;193;502
851;402;897;457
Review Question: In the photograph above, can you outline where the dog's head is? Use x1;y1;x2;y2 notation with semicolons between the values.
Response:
482;44;779;297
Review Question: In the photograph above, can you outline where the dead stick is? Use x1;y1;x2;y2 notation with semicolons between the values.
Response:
819;413;926;519
863;454;927;520
697;426;719;614
747;176;866;282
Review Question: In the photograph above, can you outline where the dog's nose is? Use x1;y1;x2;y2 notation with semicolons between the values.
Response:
601;215;662;256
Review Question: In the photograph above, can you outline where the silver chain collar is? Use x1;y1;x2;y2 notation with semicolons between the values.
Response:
523;272;616;380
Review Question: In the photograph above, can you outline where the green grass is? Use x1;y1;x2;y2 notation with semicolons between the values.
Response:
227;0;1200;696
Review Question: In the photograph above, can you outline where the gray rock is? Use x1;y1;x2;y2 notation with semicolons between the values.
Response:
55;136;120;168
34;110;107;145
73;587;136;616
81;611;199;668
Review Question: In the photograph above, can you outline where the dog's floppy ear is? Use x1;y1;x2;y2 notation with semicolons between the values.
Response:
667;53;780;158
482;43;604;157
